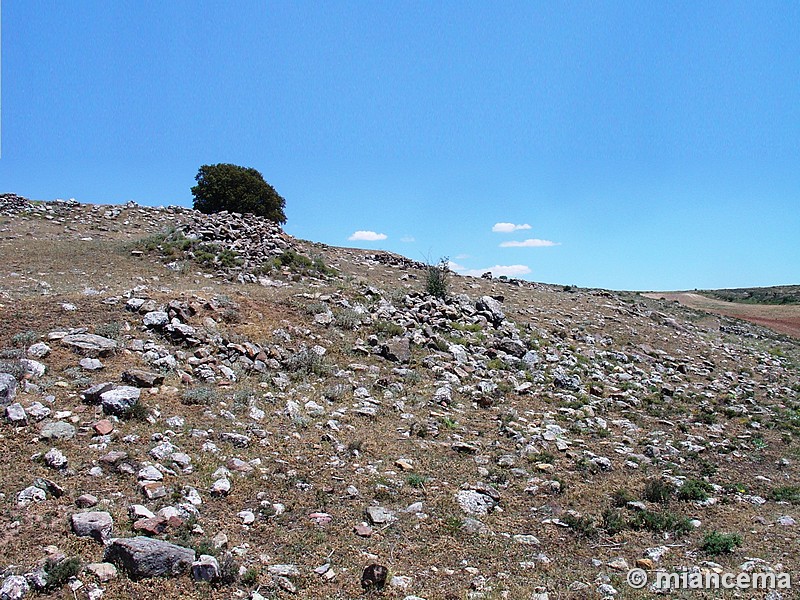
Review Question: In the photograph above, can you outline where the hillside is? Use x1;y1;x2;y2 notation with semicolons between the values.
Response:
0;194;798;600
700;286;800;306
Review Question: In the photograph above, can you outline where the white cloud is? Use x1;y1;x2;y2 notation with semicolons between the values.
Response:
348;230;387;242
400;235;415;243
492;222;531;233
499;238;560;248
450;263;532;278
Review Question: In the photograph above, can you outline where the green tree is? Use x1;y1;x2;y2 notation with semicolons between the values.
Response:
191;163;287;224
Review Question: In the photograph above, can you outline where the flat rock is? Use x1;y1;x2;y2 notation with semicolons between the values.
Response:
104;536;195;579
122;369;164;388
365;506;398;525
85;562;118;582
143;311;169;328
61;333;118;357
72;511;114;542
40;421;76;440
81;382;114;404
27;342;51;358
455;490;497;515
80;358;104;370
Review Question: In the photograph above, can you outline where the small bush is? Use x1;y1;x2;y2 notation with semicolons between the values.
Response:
45;557;81;590
701;530;742;555
644;478;674;504
563;513;598;540
769;486;800;504
95;321;122;340
286;349;329;376
601;508;627;535
333;309;362;330
241;567;259;587
406;474;428;488
425;257;449;298
218;553;239;585
11;330;37;347
629;509;692;535
181;387;220;406
611;488;635;508
374;320;404;337
443;515;464;534
677;479;712;502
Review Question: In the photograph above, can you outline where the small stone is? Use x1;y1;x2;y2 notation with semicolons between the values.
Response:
27;342;51;358
85;562;118;582
133;516;168;535
122;369;164;388
608;557;629;571
60;333;118;357
93;419;114;435
361;564;388;591
104;536;195;579
76;494;99;508
142;482;167;500
0;373;18;405
395;458;414;471
100;386;140;416
191;555;220;582
44;448;68;470
635;558;655;570
26;402;51;421
17;485;47;506
354;523;373;537
80;358;104;371
238;510;256;525
143;311;169;328
366;506;397;525
5;403;27;425
211;478;231;496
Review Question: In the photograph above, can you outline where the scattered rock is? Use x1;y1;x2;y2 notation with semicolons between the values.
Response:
104;536;195;579
72;511;114;542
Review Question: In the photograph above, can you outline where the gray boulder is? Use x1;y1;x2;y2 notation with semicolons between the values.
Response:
60;333;118;357
100;386;141;415
143;311;169;329
104;536;195;579
72;511;114;542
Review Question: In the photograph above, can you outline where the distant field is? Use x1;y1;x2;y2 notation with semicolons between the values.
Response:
699;285;800;305
643;291;800;339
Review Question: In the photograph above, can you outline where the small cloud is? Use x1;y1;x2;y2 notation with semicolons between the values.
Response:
454;253;471;260
348;230;387;242
450;263;532;278
499;238;560;248
492;222;531;233
400;235;416;243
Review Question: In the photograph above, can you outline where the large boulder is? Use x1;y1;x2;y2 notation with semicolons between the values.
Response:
60;334;118;357
104;537;195;579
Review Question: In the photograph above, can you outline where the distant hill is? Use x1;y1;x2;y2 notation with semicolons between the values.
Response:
699;285;800;305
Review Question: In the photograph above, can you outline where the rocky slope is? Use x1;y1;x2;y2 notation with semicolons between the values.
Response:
0;194;798;599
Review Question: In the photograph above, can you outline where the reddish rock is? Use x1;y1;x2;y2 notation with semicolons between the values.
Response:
94;419;114;435
133;516;168;535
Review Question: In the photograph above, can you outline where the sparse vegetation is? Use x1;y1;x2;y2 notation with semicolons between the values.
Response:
644;478;674;504
181;387;220;406
701;530;743;555
425;257;449;298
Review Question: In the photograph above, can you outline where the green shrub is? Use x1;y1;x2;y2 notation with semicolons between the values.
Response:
769;486;800;504
191;163;286;223
644;478;674;504
425;257;449;298
563;513;598;540
181;387;220;406
45;557;81;590
701;530;742;555
677;479;712;502
406;474;428;488
374;320;404;337
611;488;635;508
629;509;692;535
241;566;259;587
601;508;627;535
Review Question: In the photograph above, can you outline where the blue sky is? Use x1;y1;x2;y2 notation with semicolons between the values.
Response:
2;1;798;290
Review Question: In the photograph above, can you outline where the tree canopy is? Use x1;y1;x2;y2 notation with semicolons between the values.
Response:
191;163;287;224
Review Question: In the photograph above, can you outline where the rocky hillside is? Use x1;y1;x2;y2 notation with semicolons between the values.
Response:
0;194;798;599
